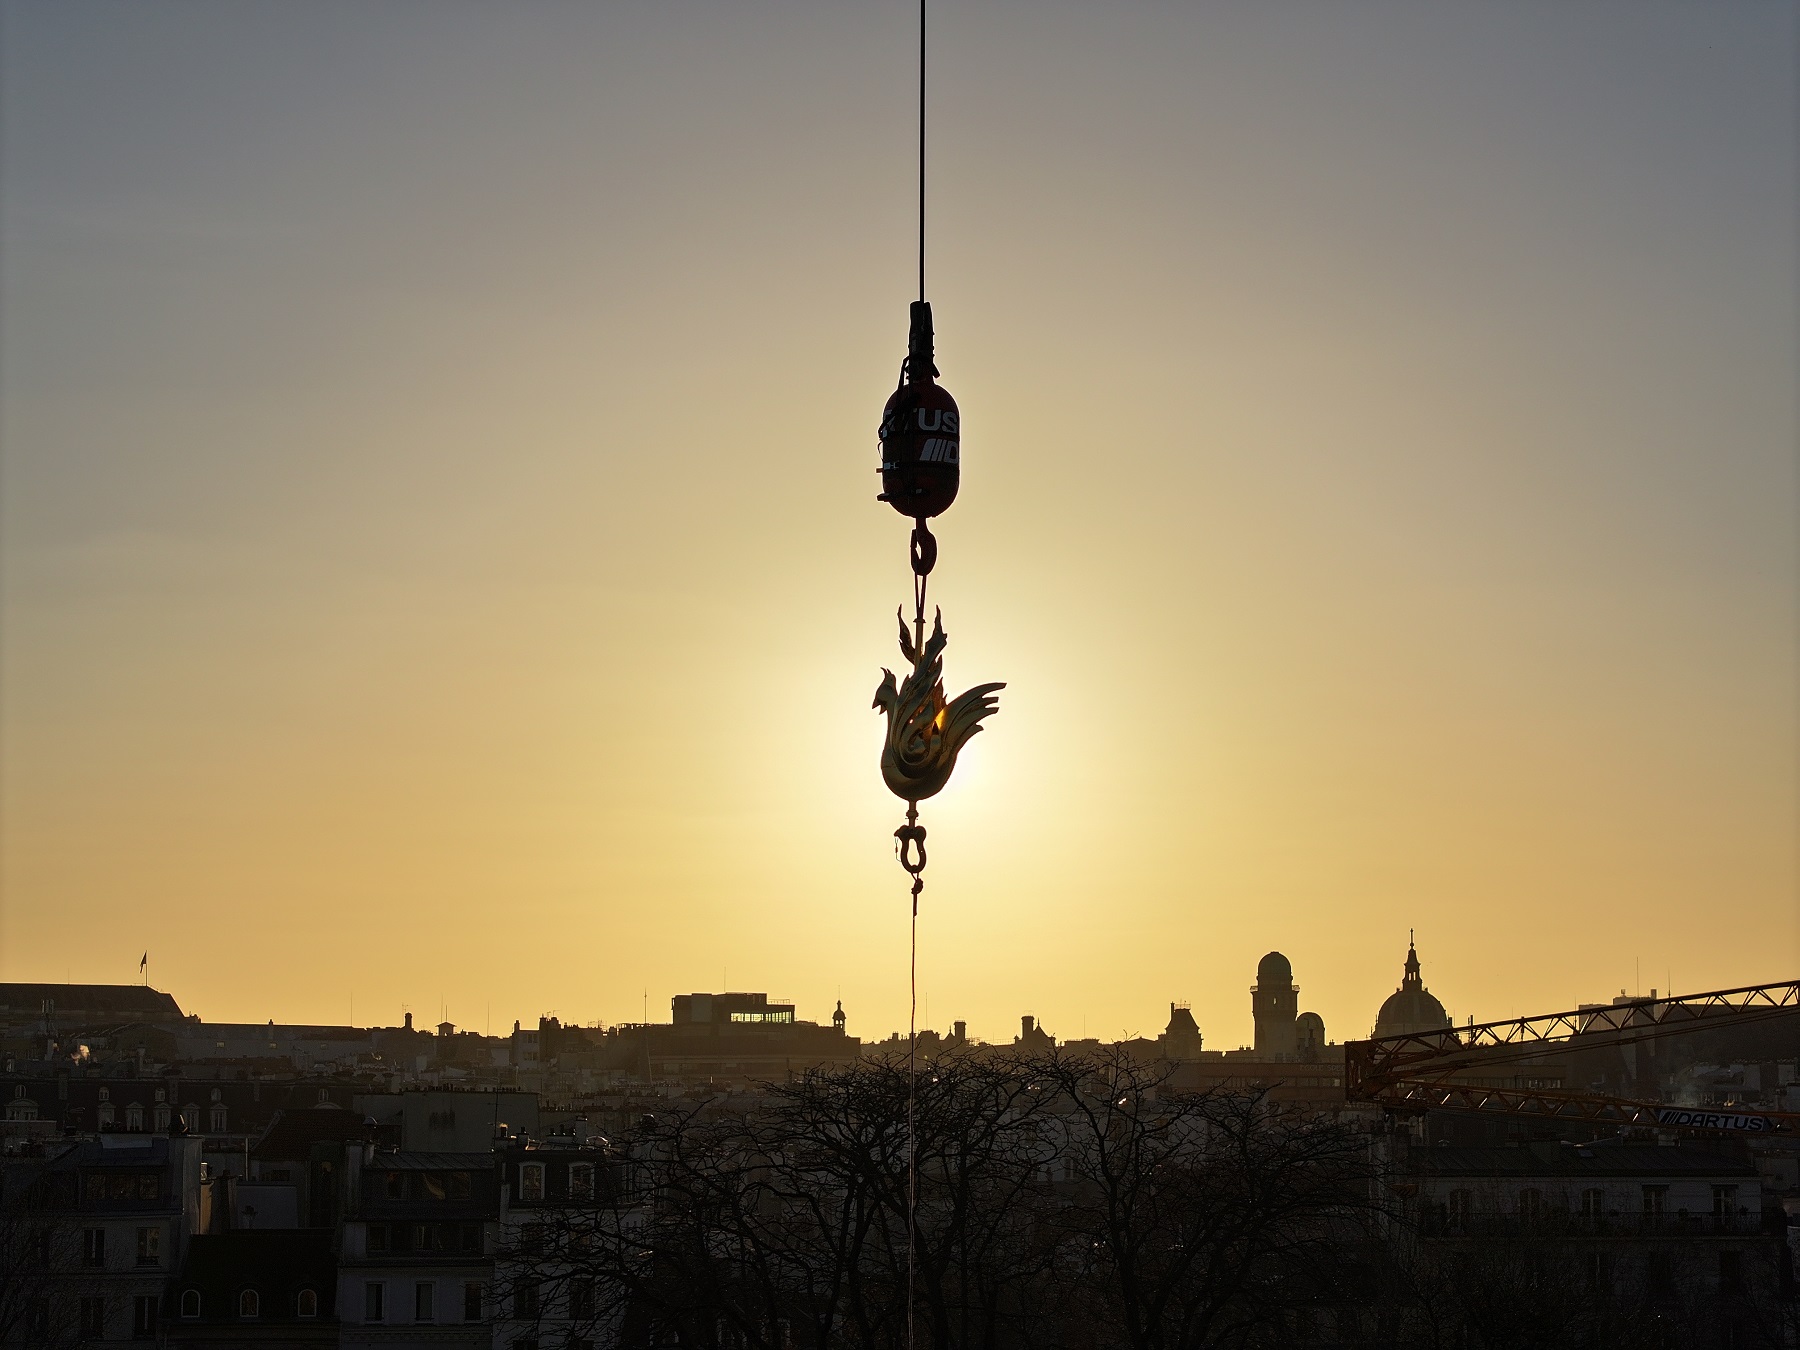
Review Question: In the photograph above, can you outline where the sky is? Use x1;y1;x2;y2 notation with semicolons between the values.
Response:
2;1;1795;1049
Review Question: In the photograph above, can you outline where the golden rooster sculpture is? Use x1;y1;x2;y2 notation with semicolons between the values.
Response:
873;607;1004;803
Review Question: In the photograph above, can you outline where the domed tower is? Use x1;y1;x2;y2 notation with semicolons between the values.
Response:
1252;952;1299;1059
1374;933;1453;1037
832;1000;847;1035
1294;1011;1326;1062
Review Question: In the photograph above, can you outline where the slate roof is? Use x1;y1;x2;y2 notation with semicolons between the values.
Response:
0;983;185;1023
251;1104;376;1161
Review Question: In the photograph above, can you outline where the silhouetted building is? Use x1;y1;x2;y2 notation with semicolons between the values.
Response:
1160;1003;1203;1060
1374;936;1453;1038
0;983;186;1037
642;992;859;1082
1252;952;1298;1059
1014;1015;1054;1053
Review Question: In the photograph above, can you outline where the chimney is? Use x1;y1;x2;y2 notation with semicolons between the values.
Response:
1021;1015;1035;1037
403;1012;413;1031
953;1020;966;1041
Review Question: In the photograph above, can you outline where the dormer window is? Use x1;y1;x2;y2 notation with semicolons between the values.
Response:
520;1163;545;1201
180;1290;200;1319
238;1289;260;1319
570;1163;594;1199
296;1289;318;1319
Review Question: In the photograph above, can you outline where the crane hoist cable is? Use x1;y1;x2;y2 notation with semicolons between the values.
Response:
867;3;1005;1342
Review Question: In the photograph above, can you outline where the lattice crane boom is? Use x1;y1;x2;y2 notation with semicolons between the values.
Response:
1343;978;1800;1136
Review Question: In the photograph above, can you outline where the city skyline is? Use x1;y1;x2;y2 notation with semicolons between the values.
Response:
3;2;1796;1046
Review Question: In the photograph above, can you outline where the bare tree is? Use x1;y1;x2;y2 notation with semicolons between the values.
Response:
499;1053;1375;1350
0;1155;89;1350
1034;1049;1373;1350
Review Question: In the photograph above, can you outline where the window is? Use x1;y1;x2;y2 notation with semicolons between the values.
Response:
83;1227;106;1266
521;1223;546;1257
85;1173;106;1202
570;1163;594;1199
1720;1250;1743;1293
422;1172;447;1201
132;1295;157;1339
1642;1184;1668;1219
463;1282;485;1322
365;1281;386;1323
110;1174;133;1200
180;1289;201;1318
1713;1184;1739;1225
1518;1188;1543;1221
367;1223;388;1252
521;1162;545;1201
125;1102;145;1131
80;1297;106;1336
415;1222;441;1251
416;1282;435;1322
210;1104;227;1132
1580;1187;1604;1218
515;1282;540;1318
137;1173;158;1201
1585;1251;1613;1293
450;1170;472;1199
385;1171;404;1198
136;1226;161;1265
238;1289;260;1319
297;1288;318;1319
1446;1189;1472;1231
460;1222;483;1252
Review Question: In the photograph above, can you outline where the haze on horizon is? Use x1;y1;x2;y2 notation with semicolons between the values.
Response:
1;1;1794;1048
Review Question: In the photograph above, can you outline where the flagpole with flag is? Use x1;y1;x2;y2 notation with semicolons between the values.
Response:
139;952;148;986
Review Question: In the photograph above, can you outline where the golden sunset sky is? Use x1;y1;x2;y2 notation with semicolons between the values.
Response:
2;2;1794;1048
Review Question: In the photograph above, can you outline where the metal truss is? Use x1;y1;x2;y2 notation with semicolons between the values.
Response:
1372;1078;1800;1135
1345;979;1800;1104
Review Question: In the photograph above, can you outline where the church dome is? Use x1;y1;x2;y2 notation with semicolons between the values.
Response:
1256;951;1293;985
1373;937;1452;1038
